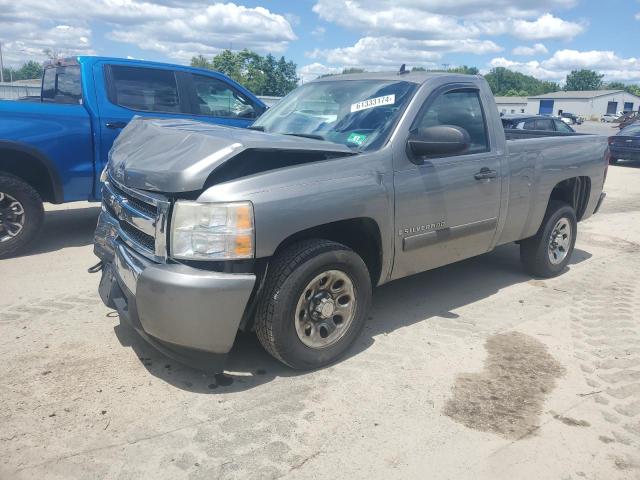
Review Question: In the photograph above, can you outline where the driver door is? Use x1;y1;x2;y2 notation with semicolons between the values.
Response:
391;86;502;279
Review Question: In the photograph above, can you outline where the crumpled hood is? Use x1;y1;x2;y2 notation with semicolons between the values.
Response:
108;117;353;193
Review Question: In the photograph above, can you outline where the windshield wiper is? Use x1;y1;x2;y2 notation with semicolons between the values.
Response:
247;125;265;131
283;132;325;141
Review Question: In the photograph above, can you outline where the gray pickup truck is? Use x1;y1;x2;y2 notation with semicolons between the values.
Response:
93;71;608;371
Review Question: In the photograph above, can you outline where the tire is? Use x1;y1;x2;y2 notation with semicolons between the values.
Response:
0;174;44;258
520;200;577;278
255;239;372;370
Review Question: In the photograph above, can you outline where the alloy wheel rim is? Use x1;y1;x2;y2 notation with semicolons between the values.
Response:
294;269;357;349
0;192;26;243
548;218;571;265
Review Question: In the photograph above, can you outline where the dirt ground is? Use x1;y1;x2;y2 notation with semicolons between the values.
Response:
2;129;640;479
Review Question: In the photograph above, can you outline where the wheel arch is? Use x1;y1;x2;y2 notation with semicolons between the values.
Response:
547;176;591;221
272;217;384;287
0;141;64;204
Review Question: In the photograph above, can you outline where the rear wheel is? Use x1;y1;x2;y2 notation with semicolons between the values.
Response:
520;200;577;278
0;174;44;258
255;239;372;370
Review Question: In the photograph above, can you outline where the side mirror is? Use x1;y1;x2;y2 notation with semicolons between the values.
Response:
407;125;471;164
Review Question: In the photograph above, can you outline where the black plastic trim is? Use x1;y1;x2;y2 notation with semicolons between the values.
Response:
403;217;498;252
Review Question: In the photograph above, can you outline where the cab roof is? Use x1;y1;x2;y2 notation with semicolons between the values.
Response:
310;71;483;85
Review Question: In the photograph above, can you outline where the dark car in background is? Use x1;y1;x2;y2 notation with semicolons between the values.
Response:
609;122;640;164
501;114;575;133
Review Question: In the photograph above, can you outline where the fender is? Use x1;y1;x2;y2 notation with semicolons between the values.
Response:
0;140;64;203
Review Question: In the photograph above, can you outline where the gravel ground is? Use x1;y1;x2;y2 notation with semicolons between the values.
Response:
1;143;639;479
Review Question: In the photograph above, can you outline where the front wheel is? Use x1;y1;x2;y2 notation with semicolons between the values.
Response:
520;200;577;278
255;239;372;370
0;174;44;259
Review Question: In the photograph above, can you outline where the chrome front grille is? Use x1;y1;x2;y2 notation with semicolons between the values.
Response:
102;176;170;262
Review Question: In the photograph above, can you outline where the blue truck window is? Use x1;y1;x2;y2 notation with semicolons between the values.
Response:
192;74;257;119
42;66;82;104
110;66;180;113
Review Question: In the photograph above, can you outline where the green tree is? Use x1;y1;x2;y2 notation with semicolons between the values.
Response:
2;61;44;82
411;66;426;72
448;65;479;75
341;67;365;74
564;69;604;91
627;85;640;97
484;67;558;96
191;49;298;96
17;61;43;80
605;81;626;90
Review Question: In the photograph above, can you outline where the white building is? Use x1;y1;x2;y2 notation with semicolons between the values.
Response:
525;90;640;120
494;96;528;115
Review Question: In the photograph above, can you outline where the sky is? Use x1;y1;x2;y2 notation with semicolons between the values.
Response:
1;0;639;85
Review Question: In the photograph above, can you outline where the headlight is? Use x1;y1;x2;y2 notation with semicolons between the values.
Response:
171;201;254;260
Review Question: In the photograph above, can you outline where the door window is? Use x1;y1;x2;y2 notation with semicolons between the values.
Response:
191;74;257;118
42;66;82;104
109;66;181;113
534;118;554;131
415;89;489;155
554;119;573;132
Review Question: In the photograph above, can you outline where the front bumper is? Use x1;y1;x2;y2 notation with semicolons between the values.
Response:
94;210;256;369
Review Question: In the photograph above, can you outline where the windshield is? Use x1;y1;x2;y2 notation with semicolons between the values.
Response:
252;80;417;150
620;123;640;136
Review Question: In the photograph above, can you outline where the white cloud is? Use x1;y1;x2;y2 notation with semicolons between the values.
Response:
0;24;95;66
312;1;583;41
0;1;296;66
488;57;559;81
512;43;549;56
512;13;585;40
311;26;326;38
309;36;501;70
298;62;341;82
635;12;640;20
489;49;640;83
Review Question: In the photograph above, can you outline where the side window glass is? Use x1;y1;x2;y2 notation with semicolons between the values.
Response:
535;119;553;130
110;66;180;113
523;119;536;130
554;120;573;132
415;89;489;155
42;66;82;104
192;75;256;118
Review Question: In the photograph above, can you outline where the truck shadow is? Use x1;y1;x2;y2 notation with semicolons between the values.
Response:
115;242;591;393
19;204;100;256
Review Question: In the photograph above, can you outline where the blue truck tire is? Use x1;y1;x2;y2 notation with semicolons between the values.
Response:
0;173;45;258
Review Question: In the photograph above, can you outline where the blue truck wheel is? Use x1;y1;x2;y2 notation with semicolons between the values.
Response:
0;174;44;258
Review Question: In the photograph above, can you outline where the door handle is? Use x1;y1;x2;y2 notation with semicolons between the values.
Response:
105;121;127;129
474;167;497;180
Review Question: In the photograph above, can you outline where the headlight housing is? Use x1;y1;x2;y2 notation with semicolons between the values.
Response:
171;201;254;260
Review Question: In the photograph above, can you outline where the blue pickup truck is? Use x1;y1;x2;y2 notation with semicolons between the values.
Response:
0;56;266;257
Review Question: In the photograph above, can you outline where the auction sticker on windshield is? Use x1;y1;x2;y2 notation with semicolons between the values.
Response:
350;94;395;113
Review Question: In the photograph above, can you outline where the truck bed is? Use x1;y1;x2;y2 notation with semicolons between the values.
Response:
504;128;589;140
